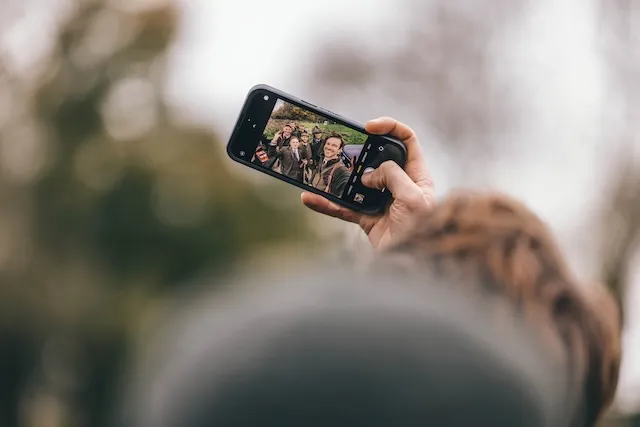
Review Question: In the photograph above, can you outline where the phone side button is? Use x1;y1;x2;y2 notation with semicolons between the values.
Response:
302;100;317;108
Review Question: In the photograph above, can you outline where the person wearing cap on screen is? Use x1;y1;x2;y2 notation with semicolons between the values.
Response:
310;126;325;165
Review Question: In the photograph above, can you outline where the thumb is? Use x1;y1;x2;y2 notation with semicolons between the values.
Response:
361;161;419;200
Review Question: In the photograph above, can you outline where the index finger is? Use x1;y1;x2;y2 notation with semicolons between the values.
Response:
365;117;416;141
365;117;424;164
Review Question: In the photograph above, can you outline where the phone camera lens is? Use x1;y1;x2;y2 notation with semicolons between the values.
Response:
240;151;246;156
263;95;270;101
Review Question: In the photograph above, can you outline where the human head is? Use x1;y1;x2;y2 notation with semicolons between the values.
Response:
282;125;292;137
289;137;300;150
300;133;309;143
128;273;564;427
313;127;322;138
323;133;344;160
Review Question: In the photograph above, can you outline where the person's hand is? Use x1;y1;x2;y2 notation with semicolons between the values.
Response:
301;117;435;250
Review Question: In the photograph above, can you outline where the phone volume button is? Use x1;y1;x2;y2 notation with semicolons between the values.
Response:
326;109;342;119
323;108;338;118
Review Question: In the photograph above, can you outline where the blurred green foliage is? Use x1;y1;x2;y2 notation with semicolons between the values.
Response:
272;102;322;122
265;120;368;145
0;1;315;426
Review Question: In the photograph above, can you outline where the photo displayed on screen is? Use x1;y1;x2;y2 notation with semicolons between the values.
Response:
251;99;365;199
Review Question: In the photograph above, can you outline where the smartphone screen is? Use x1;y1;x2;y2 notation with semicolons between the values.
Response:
228;86;406;214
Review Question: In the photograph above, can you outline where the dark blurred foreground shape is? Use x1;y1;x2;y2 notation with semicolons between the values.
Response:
124;272;568;427
0;1;313;426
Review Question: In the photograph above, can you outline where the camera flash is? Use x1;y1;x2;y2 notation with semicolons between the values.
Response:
263;95;269;101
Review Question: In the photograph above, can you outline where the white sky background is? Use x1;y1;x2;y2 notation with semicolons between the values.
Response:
166;0;640;412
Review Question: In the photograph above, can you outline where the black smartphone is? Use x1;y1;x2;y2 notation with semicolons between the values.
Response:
226;85;407;215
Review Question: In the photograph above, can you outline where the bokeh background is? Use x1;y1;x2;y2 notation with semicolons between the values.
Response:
0;0;638;426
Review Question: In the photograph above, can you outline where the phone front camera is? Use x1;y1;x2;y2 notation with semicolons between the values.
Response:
240;151;246;156
263;95;270;101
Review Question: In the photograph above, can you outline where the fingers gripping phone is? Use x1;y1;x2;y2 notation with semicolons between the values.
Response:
227;85;407;215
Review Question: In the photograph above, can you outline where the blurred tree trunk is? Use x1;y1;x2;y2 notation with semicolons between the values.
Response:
595;0;640;317
596;157;640;317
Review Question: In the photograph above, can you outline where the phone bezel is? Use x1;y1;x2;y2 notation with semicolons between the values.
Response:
226;84;407;215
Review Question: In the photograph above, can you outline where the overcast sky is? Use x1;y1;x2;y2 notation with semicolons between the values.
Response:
165;0;640;411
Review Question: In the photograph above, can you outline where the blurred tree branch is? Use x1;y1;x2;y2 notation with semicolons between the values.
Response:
312;0;527;166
